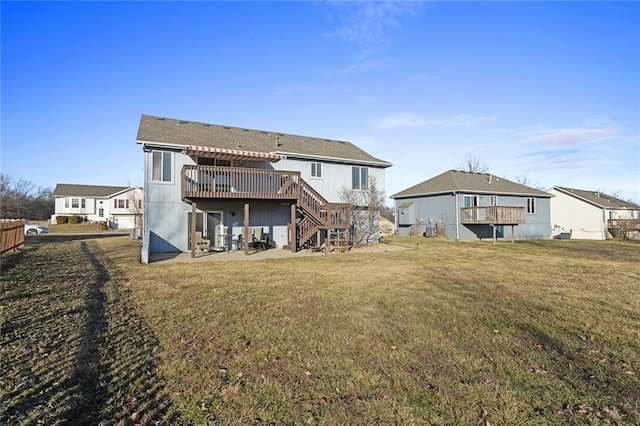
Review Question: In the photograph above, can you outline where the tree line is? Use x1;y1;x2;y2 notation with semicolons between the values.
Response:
0;174;54;221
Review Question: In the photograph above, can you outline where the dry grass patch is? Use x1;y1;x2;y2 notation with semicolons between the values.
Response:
102;237;640;424
2;236;639;424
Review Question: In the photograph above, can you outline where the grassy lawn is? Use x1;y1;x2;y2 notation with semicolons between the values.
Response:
2;236;639;424
47;223;113;233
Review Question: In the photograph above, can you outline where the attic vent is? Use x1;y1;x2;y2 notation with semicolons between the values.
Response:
242;129;249;132
224;126;231;129
177;120;188;125
157;118;165;121
203;124;210;127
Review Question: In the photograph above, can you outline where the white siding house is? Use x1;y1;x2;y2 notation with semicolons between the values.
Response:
548;186;640;240
52;184;143;230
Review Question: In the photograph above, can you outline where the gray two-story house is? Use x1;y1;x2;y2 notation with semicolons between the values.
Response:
391;170;552;241
136;114;392;263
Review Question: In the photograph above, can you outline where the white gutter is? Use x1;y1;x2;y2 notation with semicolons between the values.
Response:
276;151;393;168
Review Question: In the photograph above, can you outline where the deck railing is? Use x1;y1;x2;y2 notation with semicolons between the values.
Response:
182;166;351;248
460;206;525;225
182;165;300;200
608;219;640;230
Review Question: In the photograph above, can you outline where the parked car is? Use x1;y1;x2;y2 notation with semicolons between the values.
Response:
25;222;49;235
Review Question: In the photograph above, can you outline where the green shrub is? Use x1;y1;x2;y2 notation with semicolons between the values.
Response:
68;215;81;224
56;215;69;224
100;222;109;231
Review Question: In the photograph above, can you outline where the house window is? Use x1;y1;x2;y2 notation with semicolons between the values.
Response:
81;199;86;208
65;198;69;208
71;198;79;208
311;162;322;178
463;195;478;207
352;167;369;190
118;199;126;209
152;151;172;182
527;197;536;214
490;195;498;206
99;208;104;218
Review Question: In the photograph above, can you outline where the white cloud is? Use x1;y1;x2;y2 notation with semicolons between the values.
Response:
370;112;496;129
327;2;411;46
525;126;618;146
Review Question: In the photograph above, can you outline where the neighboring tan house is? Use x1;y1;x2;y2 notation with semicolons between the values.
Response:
547;186;640;240
390;170;552;241
52;184;143;230
136;114;392;263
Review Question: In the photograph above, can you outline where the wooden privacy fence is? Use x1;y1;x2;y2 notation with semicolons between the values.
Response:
1;219;25;255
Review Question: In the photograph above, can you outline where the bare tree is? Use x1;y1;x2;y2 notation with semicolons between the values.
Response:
126;186;144;233
338;175;386;247
0;173;54;220
458;154;489;173
515;174;545;191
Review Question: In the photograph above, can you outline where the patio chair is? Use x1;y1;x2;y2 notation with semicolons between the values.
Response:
194;231;210;254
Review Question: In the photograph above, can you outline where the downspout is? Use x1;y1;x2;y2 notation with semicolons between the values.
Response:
454;191;460;241
141;146;150;263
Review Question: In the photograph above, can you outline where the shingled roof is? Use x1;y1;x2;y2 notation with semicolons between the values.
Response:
391;170;551;199
53;184;131;198
136;114;392;167
551;186;640;210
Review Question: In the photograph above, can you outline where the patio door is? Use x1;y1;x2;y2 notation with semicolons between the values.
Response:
187;211;224;250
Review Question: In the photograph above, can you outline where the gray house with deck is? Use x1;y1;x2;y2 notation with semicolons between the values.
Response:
391;170;552;241
136;114;391;263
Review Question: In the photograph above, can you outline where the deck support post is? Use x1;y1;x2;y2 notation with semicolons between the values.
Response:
190;201;197;258
492;224;497;244
244;203;249;255
511;225;515;243
289;203;297;252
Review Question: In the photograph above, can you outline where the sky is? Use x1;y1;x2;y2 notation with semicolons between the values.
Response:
2;1;639;205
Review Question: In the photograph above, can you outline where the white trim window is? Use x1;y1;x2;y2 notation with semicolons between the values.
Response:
311;162;322;178
463;195;478;207
65;198;69;208
527;197;536;214
152;151;172;182
490;195;498;206
81;198;86;209
352;167;369;190
71;198;79;208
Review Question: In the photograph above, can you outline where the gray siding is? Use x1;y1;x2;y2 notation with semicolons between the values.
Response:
275;158;386;204
143;150;295;257
395;193;551;241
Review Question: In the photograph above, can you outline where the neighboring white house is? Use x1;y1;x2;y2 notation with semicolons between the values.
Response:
548;186;640;240
51;184;143;230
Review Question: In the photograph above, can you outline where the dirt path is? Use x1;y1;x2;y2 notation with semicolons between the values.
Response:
1;239;182;425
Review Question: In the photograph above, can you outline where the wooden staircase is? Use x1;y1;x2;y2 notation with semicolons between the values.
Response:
288;177;350;252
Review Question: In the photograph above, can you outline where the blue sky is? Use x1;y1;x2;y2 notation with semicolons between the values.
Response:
2;1;639;204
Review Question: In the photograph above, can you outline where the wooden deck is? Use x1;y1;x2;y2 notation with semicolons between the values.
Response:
182;165;351;253
182;165;300;200
460;206;525;225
